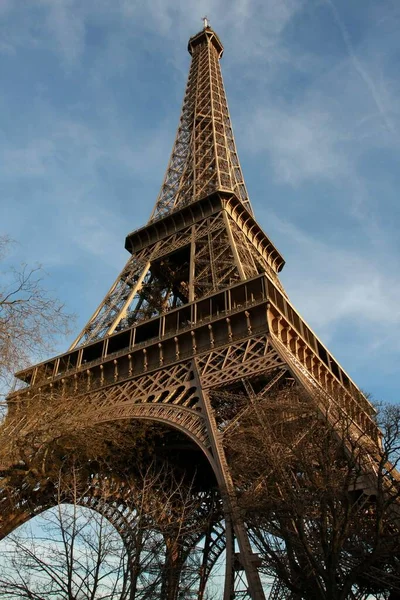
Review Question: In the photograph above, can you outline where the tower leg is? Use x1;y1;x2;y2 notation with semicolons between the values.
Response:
193;363;266;600
197;517;227;599
224;515;236;600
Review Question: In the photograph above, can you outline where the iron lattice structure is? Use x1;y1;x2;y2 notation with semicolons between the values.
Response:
150;27;252;221
1;25;385;600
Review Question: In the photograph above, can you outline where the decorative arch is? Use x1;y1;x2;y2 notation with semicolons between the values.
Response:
91;402;216;473
1;463;224;598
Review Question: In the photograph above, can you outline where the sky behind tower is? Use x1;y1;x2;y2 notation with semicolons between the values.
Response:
1;0;399;402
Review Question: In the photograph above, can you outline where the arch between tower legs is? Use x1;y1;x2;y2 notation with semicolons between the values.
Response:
1;427;224;600
0;470;223;600
3;337;289;598
74;358;266;599
72;343;286;598
85;358;270;600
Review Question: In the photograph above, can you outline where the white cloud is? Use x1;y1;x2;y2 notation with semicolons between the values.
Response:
271;216;400;344
1;139;56;176
0;0;303;68
324;0;397;135
40;0;86;65
246;107;347;185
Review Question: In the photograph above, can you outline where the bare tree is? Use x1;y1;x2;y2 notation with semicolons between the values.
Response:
0;380;217;598
0;457;216;600
0;385;164;539
0;235;73;398
224;386;400;600
0;234;218;597
0;466;132;600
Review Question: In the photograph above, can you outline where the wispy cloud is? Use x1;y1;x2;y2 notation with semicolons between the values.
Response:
267;216;400;361
245;106;347;185
0;0;303;70
40;0;86;66
324;0;396;136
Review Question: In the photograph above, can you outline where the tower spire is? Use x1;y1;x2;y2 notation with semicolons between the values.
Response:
150;25;252;222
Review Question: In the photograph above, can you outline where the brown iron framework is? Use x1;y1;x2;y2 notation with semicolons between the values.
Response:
1;23;382;600
150;27;252;221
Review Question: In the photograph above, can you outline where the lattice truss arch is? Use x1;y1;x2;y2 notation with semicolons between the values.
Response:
150;27;252;222
2;333;291;588
66;361;212;456
4;322;381;598
1;341;288;599
36;338;287;459
0;465;225;599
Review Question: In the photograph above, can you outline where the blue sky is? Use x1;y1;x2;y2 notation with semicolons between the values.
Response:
1;0;399;404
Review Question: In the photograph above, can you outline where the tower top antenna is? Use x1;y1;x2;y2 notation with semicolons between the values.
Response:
202;15;210;29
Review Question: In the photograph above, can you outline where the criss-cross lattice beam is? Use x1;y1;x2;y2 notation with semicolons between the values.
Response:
150;27;252;221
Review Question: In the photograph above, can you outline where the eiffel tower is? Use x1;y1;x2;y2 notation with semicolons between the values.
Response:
2;22;381;600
